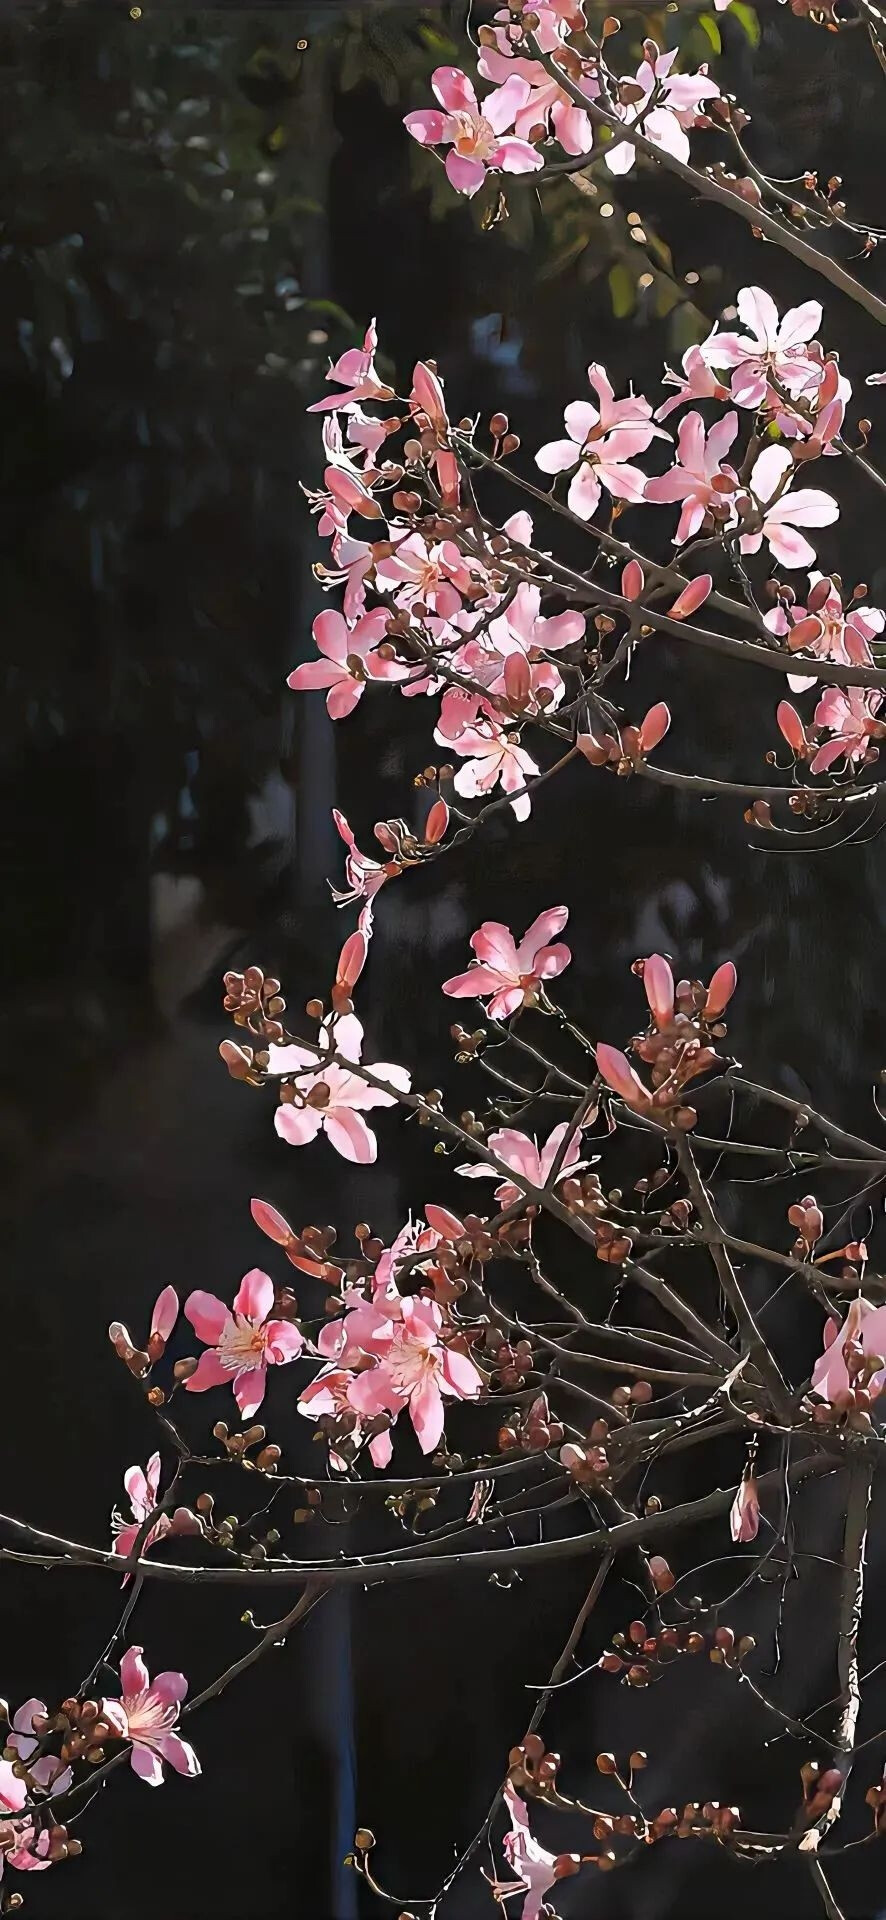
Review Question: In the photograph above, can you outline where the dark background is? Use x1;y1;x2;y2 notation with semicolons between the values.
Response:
4;2;886;1915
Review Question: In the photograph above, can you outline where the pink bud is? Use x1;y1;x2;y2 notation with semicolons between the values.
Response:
336;930;368;990
251;1197;294;1246
777;700;806;753
424;1203;465;1239
704;961;737;1018
638;703;671;755
504;651;531;708
596;1042;646;1108
424;798;449;845
577;729;615;767
411;360;448;433
643;954;675;1028
150;1286;179;1345
621;559;645;602
667;575;712;621
730;1474;760;1544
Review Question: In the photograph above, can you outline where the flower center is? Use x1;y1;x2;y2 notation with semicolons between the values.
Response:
219;1317;266;1373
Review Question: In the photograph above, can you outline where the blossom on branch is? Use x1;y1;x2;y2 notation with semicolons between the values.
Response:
443;908;570;1017
404;67;543;198
101;1649;200;1789
184;1269;303;1419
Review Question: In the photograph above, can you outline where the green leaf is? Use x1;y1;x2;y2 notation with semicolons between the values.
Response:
608;263;635;320
730;3;761;47
698;13;722;53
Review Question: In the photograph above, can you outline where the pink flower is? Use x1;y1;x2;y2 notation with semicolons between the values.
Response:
458;1121;587;1206
487;581;585;658
434;689;540;821
701;286;824;410
307;320;392;414
0;1764;51;1878
656;342;730;421
488;1783;581;1920
810;686;883;774
764;573;882;693
375;531;473;621
6;1702;72;1797
812;1298;886;1402
740;445;838;570
111;1454;201;1569
270;1014;411;1164
330;809;396;926
288;609;407;720
730;1474;760;1544
184;1269;303;1419
405;67;543;198
606;48;720;177
347;1294;482;1454
645;410;739;543
443;908;570;1017
536;363;666;521
101;1648;200;1788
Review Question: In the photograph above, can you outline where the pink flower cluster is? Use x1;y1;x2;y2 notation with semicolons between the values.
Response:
298;1221;483;1464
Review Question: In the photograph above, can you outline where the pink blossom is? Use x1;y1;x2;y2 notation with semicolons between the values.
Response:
434;689;540;821
701;286;824;410
536;363;666;521
477;44;593;156
764;573;882;693
740;444;838;570
645;410;739;543
730;1474;760;1544
6;1702;72;1797
184;1269;303;1419
656;341;730;421
288;608;407;720
606;48;720;177
668;574;713;620
486;581;585;660
347;1294;482;1454
812;1298;886;1402
488;1782;581;1920
330;809;396;926
111;1454;201;1569
270;1013;411;1164
101;1648;200;1789
457;1121;587;1206
307;320;392;414
405;67;543;198
375;531;472;621
443;908;570;1017
810;686;883;774
0;1766;51;1879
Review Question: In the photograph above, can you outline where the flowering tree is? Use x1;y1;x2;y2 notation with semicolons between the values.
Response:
9;4;886;1917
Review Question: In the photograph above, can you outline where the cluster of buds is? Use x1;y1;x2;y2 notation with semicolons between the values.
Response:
596;952;736;1130
223;966;286;1042
108;1285;178;1380
507;1732;561;1795
251;1198;346;1288
788;1194;824;1256
577;701;671;774
800;1759;845;1826
646;1800;741;1843
450;1026;488;1066
498;1392;563;1454
560;1174;636;1261
484;1324;534;1392
559;1414;611;1486
599;1620;754;1684
195;1483;282;1562
209;1421;282;1473
51;1698;119;1771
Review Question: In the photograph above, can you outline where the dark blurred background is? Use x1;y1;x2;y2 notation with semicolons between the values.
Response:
4;2;886;1915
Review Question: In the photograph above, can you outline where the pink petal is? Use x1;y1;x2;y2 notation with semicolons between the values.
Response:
265;1319;305;1363
274;1104;324;1148
131;1745;164;1787
120;1647;150;1696
158;1731;201;1779
445;150;486;196
326;677;364;721
410;1373;445;1453
250;1198;293;1246
184;1349;231;1394
184;1290;229;1346
323;1108;378;1163
404;109;447;146
431;65;478;114
151;1671;189;1706
234;1366;267;1419
535;438;579;476
516;907;569;968
233;1268;275;1324
472;920;521;972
